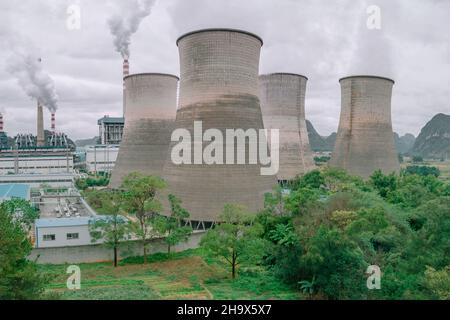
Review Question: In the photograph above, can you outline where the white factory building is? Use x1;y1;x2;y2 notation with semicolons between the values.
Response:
34;217;95;248
84;144;119;174
0;148;74;175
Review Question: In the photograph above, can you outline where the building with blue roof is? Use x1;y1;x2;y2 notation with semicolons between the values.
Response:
0;184;30;202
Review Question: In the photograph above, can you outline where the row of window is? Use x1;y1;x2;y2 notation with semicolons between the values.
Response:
43;233;79;241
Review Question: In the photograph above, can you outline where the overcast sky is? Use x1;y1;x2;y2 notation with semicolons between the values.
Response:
0;0;449;140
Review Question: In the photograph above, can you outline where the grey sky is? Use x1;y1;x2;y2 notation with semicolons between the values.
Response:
0;0;449;140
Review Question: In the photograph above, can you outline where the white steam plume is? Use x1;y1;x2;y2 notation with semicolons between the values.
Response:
108;0;156;59
7;47;58;113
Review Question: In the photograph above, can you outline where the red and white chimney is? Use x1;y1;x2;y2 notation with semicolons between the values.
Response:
123;58;129;117
0;113;4;132
51;112;56;133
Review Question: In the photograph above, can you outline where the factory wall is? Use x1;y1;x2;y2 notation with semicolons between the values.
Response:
29;231;205;264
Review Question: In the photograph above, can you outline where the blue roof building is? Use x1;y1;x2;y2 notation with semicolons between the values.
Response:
0;184;31;202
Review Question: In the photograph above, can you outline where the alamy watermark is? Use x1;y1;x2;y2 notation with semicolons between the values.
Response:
170;121;280;176
366;265;381;290
66;265;81;290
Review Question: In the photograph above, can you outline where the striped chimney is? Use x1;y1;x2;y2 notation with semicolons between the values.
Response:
51;112;56;132
0;113;3;132
123;59;130;117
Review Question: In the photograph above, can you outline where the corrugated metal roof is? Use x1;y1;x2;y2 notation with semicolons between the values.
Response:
0;184;30;200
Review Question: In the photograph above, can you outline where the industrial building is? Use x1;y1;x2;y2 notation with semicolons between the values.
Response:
330;75;400;178
0;103;75;176
162;28;277;223
259;73;315;181
110;73;178;188
84;144;120;174
31;186;100;248
0;183;30;202
98;116;124;145
0;173;76;188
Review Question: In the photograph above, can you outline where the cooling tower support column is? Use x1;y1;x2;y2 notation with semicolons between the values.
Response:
259;73;315;181
329;75;400;178
162;28;277;222
37;102;45;147
109;73;179;188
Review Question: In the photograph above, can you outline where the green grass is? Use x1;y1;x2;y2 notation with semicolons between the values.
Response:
39;249;301;300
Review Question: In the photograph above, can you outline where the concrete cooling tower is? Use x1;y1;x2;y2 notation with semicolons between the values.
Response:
259;73;315;181
110;73;178;188
163;28;277;222
329;75;400;178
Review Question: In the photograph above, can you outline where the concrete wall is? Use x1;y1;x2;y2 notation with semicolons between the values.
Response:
163;29;277;222
110;73;178;188
259;73;315;180
330;76;400;178
29;231;205;264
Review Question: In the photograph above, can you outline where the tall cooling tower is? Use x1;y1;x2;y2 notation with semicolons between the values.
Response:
259;73;315;181
329;75;399;178
163;29;277;222
110;73;178;188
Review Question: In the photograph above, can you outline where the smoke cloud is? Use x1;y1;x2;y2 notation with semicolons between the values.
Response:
7;46;58;112
108;0;156;59
348;0;396;78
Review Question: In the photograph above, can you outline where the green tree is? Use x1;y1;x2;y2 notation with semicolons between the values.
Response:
0;201;47;299
155;194;193;254
201;204;267;279
120;172;166;264
89;211;131;267
370;170;398;198
423;266;450;300
299;226;367;299
1;198;39;233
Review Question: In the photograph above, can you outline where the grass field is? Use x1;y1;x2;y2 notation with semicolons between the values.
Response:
39;249;301;300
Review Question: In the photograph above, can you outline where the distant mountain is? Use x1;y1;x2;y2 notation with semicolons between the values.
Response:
306;120;335;152
394;133;416;154
75;136;99;147
411;113;450;159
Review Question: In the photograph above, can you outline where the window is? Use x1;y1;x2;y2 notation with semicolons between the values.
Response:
67;233;79;240
43;234;55;241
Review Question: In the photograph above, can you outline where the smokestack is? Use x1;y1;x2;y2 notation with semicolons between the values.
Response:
51;112;56;133
162;28;277;222
0;112;3;132
109;73;179;188
123;59;130;117
259;73;315;181
329;75;400;178
37;101;45;147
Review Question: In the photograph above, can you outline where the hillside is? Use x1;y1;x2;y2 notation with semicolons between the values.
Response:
306;120;335;152
394;133;416;154
411;113;450;159
75;136;99;147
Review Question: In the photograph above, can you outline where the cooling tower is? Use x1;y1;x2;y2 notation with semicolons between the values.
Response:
109;73;178;188
162;28;277;222
329;75;400;178
36;102;45;147
259;73;315;181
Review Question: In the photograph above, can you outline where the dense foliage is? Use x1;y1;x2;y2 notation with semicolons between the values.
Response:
255;167;449;299
0;200;47;299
